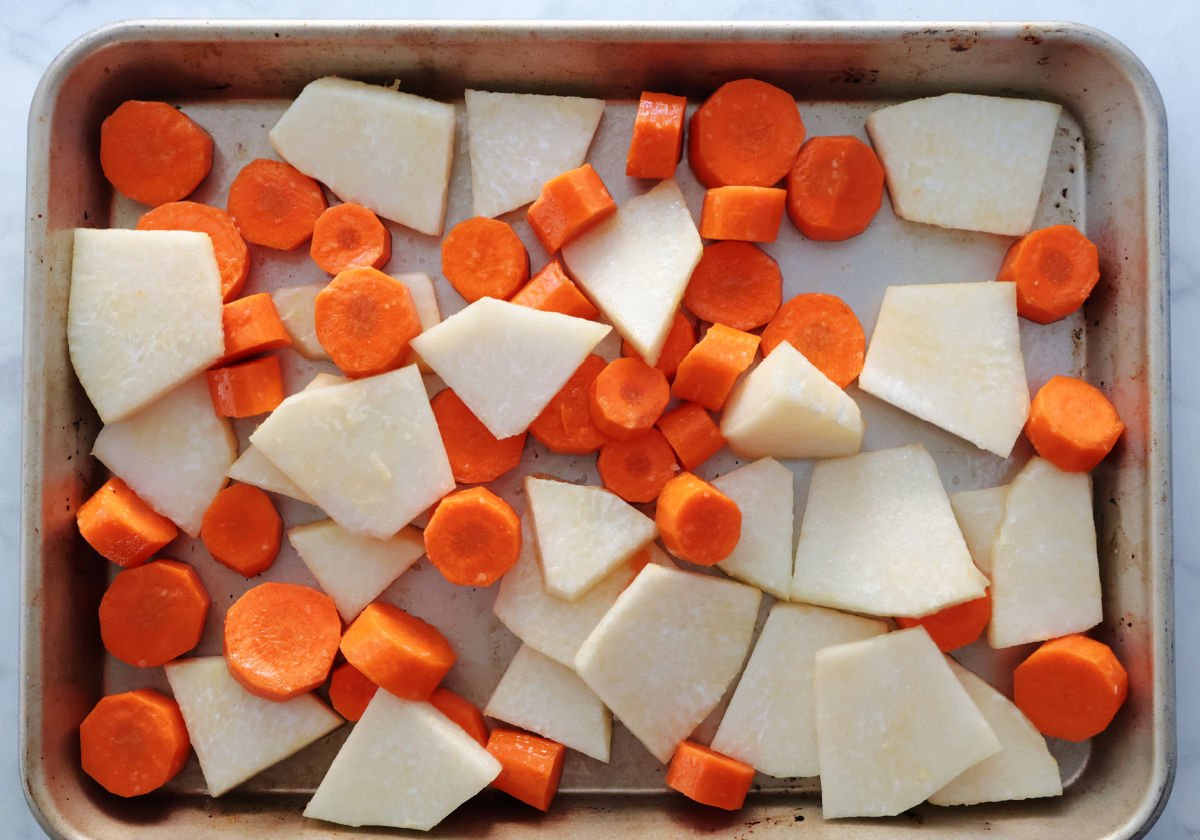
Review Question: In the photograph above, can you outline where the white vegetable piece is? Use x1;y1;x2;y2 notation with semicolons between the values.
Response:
164;657;343;798
865;93;1061;236
396;271;443;373
791;445;988;617
271;283;328;360
949;485;1010;578
711;602;887;779
929;660;1062;806
989;457;1102;648
250;365;454;539
814;627;1001;819
562;180;702;365
859;282;1030;458
410;297;610;439
575;564;761;763
304;691;500;831
269;77;456;236
712;458;795;599
720;343;864;461
227;446;315;504
92;377;236;537
485;645;612;763
465;89;605;218
68;229;224;423
526;477;657;601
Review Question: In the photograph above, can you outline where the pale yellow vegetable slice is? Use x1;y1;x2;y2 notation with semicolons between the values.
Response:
713;457;795;599
271;283;328;361
948;485;1009;578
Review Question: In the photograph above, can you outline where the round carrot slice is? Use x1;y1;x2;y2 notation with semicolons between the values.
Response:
1013;634;1129;742
760;293;865;388
895;591;991;652
440;217;529;302
1025;376;1125;472
227;158;327;250
100;101;213;206
200;483;283;577
99;559;210;668
688;78;805;188
589;357;671;440
786;136;885;241
340;602;456;701
529;354;611;454
80;689;190;797
431;389;526;484
423;487;522;587
137;201;250;300
656;472;741;566
683;241;782;330
597;428;679;503
997;224;1100;324
314;266;422;378
310;202;392;274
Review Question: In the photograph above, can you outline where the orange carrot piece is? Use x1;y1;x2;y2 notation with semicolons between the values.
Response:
80;689;190;798
206;355;285;418
666;740;754;810
328;661;378;722
671;324;760;412
100;101;213;207
760;293;865;388
486;729;566;812
596;428;679;504
510;260;599;320
626;91;688;180
76;477;177;569
226;158;327;250
656;472;741;566
431;389;526;484
218;292;292;365
200;483;283;577
99;559;210;667
786;136;885;241
895;590;992;652
136;201;249;300
441;217;529;302
340;601;456;701
589;357;671;441
683;241;782;330
314;266;421;378
1013;634;1129;742
657;403;726;471
223;582;341;701
1025;376;1125;472
527;163;617;254
430;688;489;748
310;202;392;274
529;354;611;454
622;310;697;380
423;487;522;587
699;186;787;243
997;224;1100;324
688;79;804;189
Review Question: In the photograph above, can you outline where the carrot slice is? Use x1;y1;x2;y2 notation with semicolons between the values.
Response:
997;224;1100;324
671;324;760;412
328;661;378;722
527;164;617;254
100;101;213;207
666;740;754;810
589;357;671;441
1013;634;1129;741
314;266;421;378
431;389;526;484
218;292;292;365
310;202;392;274
430;687;489;748
223;582;341;701
99;559;210;667
441;217;529;302
486;729;566;812
137;201;249;300
206;355;285;418
77;477;177;569
657;402;726;471
688;79;804;188
596;428;679;504
622;310;696;379
227;158;327;250
895;590;992;652
656;472;741;566
340;601;456;701
626;91;688;180
200;483;283;577
1025;375;1125;472
683;242;782;330
528;354;611;454
80;689;190;797
760;293;865;388
786;136;885;241
423;487;522;587
699;186;787;243
510;260;599;320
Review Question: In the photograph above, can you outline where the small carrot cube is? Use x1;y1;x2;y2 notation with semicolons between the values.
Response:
672;324;760;411
700;186;787;243
340;602;456;701
527;164;617;254
657;402;726;471
76;477;177;568
626;91;688;180
430;688;489;747
486;729;566;811
656;472;742;566
666;740;755;811
218;292;292;365
206;355;285;418
510;260;599;320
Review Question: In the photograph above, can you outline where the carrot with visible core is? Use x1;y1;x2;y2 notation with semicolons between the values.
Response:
656;472;742;566
997;224;1100;324
529;354;611;454
597;428;679;503
786;136;885;241
895;590;992;652
657;403;726;471
699;186;787;242
340;602;456;701
760;293;865;388
206;355;285;418
100;101;213;207
430;688;489;747
486;729;566;812
328;662;378;722
588;357;671;441
666;741;754;810
314;266;421;378
1025;375;1125;472
200;483;283;577
527;164;617;254
1013;634;1129;742
99;559;210;667
510;260;599;320
688;79;805;188
423;487;522;587
683;242;782;330
671;324;760;412
626;91;688;179
623;310;696;379
137;201;249;300
77;477;177;569
218;292;292;365
80;689;190;798
441;217;529;302
431;389;526;484
310;202;392;274
227;158;327;250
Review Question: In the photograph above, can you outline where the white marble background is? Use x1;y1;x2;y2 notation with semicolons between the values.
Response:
1;1;1194;837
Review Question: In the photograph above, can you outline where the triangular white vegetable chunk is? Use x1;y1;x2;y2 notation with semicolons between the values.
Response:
562;180;702;365
713;458;795;599
929;660;1062;806
92;377;236;537
859;282;1030;457
711;602;887;778
69;229;224;423
485;644;612;762
304;691;500;831
865;93;1061;236
526;477;657;601
791;445;988;617
575;564;761;763
395;271;442;372
410;298;610;439
164;656;343;797
949;485;1009;578
989;457;1102;648
271;283;328;361
250;365;454;539
814;627;1001;819
465;89;605;218
269;77;456;236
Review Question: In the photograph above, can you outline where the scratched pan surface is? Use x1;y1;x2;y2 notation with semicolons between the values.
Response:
21;20;1172;840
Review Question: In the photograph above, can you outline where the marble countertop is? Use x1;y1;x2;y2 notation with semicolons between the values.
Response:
2;1;1194;837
